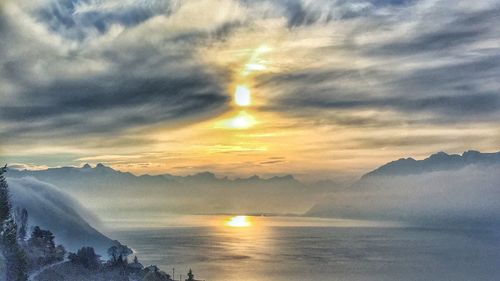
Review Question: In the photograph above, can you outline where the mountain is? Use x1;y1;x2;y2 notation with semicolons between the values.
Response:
7;177;119;254
6;165;301;191
363;150;500;178
7;165;339;222
307;151;500;227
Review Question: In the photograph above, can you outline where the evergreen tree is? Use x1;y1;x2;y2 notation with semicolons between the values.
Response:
0;165;10;226
26;226;65;266
14;208;28;242
0;165;28;281
3;218;28;281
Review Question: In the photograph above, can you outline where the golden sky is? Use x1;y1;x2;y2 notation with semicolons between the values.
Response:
1;0;499;180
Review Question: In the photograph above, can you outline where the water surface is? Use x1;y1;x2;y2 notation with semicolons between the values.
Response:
108;216;500;281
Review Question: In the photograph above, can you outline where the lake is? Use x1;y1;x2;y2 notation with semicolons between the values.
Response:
107;216;500;281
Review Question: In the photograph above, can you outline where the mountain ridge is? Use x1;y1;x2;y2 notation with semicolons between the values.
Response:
307;150;500;226
362;150;500;178
8;163;301;184
6;163;338;219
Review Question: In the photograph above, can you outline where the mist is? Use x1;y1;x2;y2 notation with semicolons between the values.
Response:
308;164;500;227
8;177;117;253
6;166;340;223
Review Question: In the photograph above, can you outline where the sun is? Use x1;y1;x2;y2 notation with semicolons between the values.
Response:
225;215;251;227
234;85;251;106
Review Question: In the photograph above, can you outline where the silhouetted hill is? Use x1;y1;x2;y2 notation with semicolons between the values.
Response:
363;150;500;178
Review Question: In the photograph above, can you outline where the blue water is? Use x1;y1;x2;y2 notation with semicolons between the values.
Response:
108;216;500;281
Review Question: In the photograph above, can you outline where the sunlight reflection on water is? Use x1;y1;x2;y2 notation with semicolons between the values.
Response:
107;216;500;281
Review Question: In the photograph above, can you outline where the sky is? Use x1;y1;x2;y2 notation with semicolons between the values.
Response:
0;0;499;180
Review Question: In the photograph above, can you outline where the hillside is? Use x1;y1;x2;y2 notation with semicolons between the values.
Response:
8;177;118;254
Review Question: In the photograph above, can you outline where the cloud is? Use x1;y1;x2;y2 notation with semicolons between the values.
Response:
0;73;228;139
256;0;500;126
8;163;51;171
8;176;115;252
268;91;500;120
1;0;499;172
366;5;500;56
0;0;233;141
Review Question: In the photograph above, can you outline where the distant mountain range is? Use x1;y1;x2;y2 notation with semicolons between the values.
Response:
6;165;339;221
7;163;303;188
363;150;500;178
8;150;499;227
308;150;500;226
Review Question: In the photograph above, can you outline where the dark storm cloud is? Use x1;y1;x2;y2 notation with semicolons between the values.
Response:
0;75;228;136
35;0;172;40
249;0;418;28
242;0;395;28
2;74;226;120
261;54;500;121
366;7;500;56
283;0;322;28
264;93;500;128
0;68;229;139
259;0;500;126
2;0;500;145
0;0;233;141
273;91;500;117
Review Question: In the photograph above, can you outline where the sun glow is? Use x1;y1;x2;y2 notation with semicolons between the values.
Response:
215;111;256;129
245;63;266;72
234;85;251;106
225;215;251;227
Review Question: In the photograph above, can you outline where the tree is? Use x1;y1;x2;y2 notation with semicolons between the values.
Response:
69;247;101;269
14;208;28;242
186;269;195;281
0;165;28;281
107;244;132;265
0;165;10;224
2;217;28;281
28;226;56;250
142;268;172;281
25;226;65;266
107;245;118;262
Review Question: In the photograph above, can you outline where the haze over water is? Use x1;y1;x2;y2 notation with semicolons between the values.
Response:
108;216;500;281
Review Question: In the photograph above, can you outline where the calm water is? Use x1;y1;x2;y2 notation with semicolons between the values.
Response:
108;216;500;281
